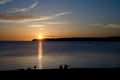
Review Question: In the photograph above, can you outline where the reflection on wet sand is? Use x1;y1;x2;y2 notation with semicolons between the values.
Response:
38;42;42;69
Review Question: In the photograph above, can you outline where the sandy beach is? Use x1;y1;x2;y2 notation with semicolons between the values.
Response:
1;68;120;79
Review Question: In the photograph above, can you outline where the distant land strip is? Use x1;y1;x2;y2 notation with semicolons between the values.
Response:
32;37;120;41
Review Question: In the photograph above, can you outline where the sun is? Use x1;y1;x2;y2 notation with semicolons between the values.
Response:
38;35;44;40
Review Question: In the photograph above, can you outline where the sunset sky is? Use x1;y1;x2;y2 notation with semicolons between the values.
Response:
0;0;120;41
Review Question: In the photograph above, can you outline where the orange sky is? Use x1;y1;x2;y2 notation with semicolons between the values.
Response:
0;0;120;41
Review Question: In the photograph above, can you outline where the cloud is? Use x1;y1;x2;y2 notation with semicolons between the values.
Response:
91;24;102;26
0;13;36;23
43;11;71;20
24;11;71;21
10;1;38;13
103;24;120;28
0;0;12;4
43;22;68;24
29;25;45;28
91;23;120;28
0;11;71;23
51;11;71;18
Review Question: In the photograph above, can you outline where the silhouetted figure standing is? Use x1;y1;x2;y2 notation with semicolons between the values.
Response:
59;65;63;69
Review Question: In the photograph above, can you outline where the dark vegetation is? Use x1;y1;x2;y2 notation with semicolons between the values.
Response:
32;37;120;41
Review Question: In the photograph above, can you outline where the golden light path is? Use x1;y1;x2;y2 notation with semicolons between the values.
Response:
38;41;43;69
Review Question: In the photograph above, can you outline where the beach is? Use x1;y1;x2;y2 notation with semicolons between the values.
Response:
1;68;120;79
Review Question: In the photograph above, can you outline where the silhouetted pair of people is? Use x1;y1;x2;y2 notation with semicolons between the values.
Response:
59;64;70;69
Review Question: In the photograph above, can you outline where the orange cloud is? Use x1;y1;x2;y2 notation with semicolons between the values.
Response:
0;11;71;23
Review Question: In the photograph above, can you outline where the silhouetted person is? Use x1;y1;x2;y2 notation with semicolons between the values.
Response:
59;65;63;69
64;64;70;69
27;67;31;70
34;65;37;69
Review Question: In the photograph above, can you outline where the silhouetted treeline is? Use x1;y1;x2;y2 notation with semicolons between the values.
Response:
32;37;120;41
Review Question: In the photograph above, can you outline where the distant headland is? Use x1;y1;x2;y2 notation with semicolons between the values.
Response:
32;36;120;41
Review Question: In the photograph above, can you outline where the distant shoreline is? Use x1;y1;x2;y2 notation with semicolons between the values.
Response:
32;37;120;41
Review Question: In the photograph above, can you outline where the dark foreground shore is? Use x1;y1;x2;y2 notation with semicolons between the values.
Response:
0;68;120;79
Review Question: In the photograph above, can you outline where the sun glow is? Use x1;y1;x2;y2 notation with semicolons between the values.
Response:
38;35;44;40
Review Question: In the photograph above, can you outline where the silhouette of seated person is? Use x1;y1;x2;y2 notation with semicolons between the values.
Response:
64;64;70;69
27;67;31;70
34;65;37;69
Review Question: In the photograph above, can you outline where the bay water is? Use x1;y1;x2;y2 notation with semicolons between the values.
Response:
0;41;120;71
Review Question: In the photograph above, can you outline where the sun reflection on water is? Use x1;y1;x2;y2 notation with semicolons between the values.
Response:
38;41;42;69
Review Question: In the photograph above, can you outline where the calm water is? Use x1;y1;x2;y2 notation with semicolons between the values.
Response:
0;41;120;71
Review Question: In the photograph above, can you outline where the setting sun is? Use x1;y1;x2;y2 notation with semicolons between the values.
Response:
38;35;44;40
